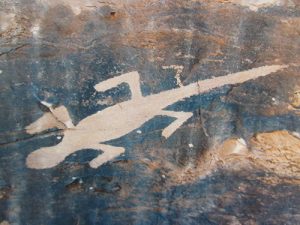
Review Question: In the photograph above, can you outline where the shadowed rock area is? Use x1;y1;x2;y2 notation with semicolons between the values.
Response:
0;0;300;224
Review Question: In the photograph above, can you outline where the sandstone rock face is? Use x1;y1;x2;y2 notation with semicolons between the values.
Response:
0;0;300;224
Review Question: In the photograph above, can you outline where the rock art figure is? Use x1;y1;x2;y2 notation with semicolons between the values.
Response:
25;65;288;169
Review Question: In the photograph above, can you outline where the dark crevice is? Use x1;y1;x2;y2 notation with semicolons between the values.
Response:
0;129;62;147
0;43;29;57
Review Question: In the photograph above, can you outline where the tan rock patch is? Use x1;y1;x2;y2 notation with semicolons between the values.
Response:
250;130;300;178
290;90;300;108
169;130;300;185
0;221;10;225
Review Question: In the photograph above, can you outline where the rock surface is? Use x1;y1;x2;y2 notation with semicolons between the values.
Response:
0;0;300;224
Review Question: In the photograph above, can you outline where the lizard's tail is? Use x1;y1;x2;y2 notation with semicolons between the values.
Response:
194;64;289;93
157;64;288;106
144;64;289;114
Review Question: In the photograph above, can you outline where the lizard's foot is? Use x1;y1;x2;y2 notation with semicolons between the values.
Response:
89;144;125;168
94;71;143;100
160;110;194;138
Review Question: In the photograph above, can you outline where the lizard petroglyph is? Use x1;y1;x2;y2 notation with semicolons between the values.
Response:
25;65;288;169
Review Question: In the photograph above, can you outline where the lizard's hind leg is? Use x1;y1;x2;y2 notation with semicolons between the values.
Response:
94;71;143;100
89;144;125;168
160;110;193;138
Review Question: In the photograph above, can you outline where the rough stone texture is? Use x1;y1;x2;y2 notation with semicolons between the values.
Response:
0;0;300;224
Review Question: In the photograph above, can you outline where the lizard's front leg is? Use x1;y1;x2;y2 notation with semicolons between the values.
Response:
94;71;143;100
160;110;194;138
89;144;125;168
